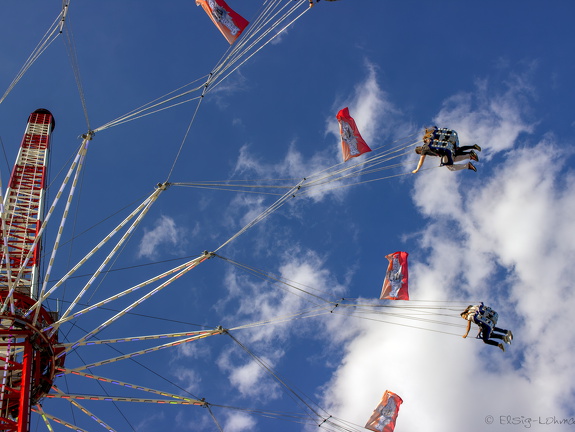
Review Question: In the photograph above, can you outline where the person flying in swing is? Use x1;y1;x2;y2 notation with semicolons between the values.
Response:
412;126;481;173
461;303;513;352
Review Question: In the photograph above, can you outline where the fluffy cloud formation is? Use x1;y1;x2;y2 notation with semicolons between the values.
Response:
319;76;575;431
433;77;535;156
222;411;257;432
137;215;185;259
199;66;575;432
230;62;403;210
330;61;400;147
215;247;347;401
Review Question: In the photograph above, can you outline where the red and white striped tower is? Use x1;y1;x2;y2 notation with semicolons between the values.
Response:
0;108;55;298
0;109;63;432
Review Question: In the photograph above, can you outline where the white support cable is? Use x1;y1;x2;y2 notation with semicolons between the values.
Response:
212;0;302;80
300;133;419;185
214;179;306;253
34;404;57;432
205;403;312;421
70;328;224;371
217;254;469;334
58;329;217;348
52;386;117;432
164;79;211;182
219;255;331;307
341;304;465;328
206;0;286;82
208;2;309;95
47;255;208;329
328;307;464;337
60;253;212;353
219;2;307;75
207;404;225;432
170;139;417;199
32;406;91;432
24;186;163;319
59;369;205;403
18;138;87;306
32;136;91;325
298;167;413;197
93;93;203;133
300;154;413;192
120;75;209;119
172;177;298;187
44;394;205;405
58;1;71;33
173;183;287;196
0;8;65;105
347;153;413;179
63;13;92;131
228;306;332;332
227;333;325;426
92;1;309;134
206;6;274;82
289;147;416;195
94;75;208;132
58;185;165;323
1;128;83;314
301;141;417;190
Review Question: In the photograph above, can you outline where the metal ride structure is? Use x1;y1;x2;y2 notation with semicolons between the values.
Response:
0;3;336;430
0;107;213;431
0;3;476;432
0;108;305;432
0;109;63;432
0;107;468;432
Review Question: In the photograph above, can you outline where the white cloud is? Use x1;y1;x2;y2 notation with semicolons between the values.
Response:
326;60;407;154
176;340;212;360
137;215;186;259
216;346;282;400
220;247;346;342
208;70;249;108
190;64;575;432
175;409;214;432
433;76;535;156
317;74;575;431
334;61;400;146
214;248;347;401
133;410;166;432
222;411;257;432
171;367;203;395
233;141;337;202
230;62;402;207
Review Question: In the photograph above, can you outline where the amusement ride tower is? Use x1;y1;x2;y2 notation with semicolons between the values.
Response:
0;109;63;432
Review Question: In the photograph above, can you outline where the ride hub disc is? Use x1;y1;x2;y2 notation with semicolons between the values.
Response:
0;291;64;428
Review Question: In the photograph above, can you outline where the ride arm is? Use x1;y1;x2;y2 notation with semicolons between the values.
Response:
412;155;426;174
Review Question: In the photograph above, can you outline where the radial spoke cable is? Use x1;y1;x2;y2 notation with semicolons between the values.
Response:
59;252;214;351
0;3;70;105
25;182;166;319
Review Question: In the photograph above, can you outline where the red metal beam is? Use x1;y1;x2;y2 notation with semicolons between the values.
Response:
16;342;32;432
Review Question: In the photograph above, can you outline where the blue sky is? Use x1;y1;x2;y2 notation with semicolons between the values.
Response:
1;1;575;431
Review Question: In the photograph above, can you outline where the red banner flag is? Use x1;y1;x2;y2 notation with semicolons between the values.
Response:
336;107;371;162
380;251;409;300
365;390;403;432
196;0;249;44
